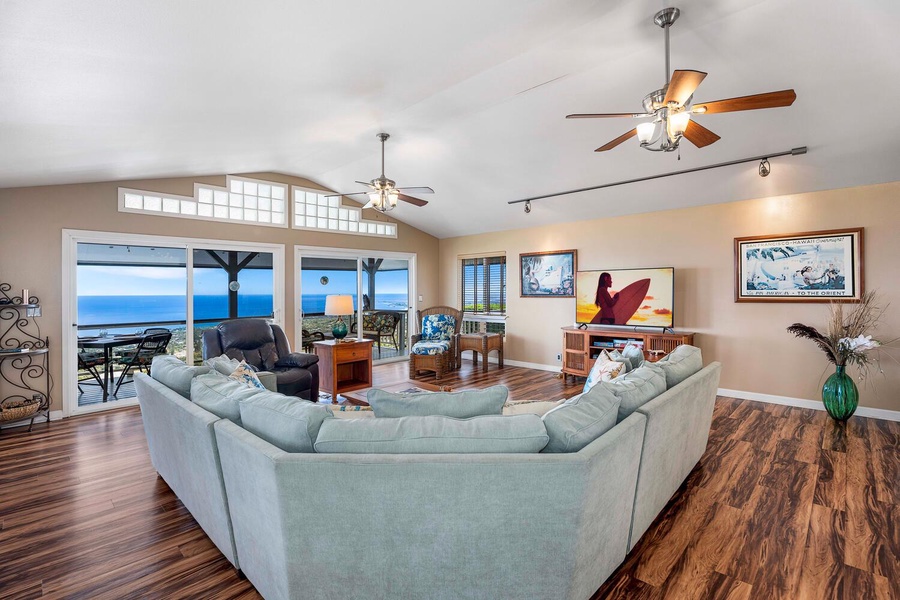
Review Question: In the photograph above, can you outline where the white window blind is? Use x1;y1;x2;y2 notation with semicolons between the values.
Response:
460;255;506;315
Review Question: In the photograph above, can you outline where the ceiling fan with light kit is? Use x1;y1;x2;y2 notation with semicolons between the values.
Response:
567;7;797;154
326;133;433;212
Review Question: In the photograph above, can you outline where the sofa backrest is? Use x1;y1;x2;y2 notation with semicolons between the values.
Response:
214;412;647;600
134;373;240;568
627;361;722;550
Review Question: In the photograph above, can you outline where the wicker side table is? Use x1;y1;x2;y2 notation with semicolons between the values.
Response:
457;333;504;374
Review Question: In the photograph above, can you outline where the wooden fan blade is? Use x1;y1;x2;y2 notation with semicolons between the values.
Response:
394;186;434;194
326;191;370;198
663;70;707;107
692;89;797;114
595;129;637;152
682;120;721;148
397;193;428;207
566;113;653;119
355;180;376;188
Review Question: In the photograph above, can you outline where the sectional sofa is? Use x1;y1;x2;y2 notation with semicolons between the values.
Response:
135;350;721;600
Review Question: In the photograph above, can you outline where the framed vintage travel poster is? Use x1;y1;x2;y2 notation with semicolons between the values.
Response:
520;250;577;297
734;228;864;302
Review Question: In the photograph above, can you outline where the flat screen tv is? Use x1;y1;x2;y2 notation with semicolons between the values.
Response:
575;267;674;328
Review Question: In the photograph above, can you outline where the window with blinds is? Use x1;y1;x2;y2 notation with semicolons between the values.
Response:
460;255;506;315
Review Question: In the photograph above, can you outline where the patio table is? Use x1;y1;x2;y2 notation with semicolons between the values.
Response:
78;334;146;402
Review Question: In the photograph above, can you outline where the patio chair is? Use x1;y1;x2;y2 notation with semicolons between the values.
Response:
112;331;172;395
301;329;326;353
77;350;106;394
351;311;399;358
409;306;462;380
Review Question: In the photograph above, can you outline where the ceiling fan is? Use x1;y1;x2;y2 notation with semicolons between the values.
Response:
326;133;433;212
566;7;796;153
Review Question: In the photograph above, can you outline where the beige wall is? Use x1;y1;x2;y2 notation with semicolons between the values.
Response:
438;181;900;412
0;173;440;412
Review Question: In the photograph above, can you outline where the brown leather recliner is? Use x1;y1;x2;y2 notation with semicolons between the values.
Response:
201;319;319;401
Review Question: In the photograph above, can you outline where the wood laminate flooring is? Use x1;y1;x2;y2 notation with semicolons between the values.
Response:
0;359;896;599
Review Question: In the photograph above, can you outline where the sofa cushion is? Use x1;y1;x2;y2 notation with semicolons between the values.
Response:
367;385;508;419
655;345;703;388
583;350;626;393
239;393;333;453
191;372;263;425
149;355;210;399
410;340;451;355
541;384;621;453
421;314;456;341
600;363;667;422
313;414;549;454
621;343;644;369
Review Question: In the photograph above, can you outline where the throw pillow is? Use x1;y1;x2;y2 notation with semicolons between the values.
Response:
621;343;644;369
600;364;667;422
191;372;263;425
367;385;508;418
502;398;564;417
608;349;633;372
655;345;703;388
583;350;626;393
421;314;456;341
229;360;266;390
239;392;333;453
541;384;621;453
206;354;243;376
150;355;210;399
314;414;549;454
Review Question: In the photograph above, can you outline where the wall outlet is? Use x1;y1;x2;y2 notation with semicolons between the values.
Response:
556;353;561;361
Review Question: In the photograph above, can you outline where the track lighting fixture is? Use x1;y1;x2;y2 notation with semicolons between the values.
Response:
508;146;807;206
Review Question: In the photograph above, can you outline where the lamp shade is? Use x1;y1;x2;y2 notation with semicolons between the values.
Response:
324;294;354;316
636;121;656;143
667;111;691;137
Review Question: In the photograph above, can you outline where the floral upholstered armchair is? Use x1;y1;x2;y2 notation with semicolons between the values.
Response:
408;306;462;380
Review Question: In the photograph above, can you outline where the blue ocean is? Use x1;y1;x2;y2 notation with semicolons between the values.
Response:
78;293;409;328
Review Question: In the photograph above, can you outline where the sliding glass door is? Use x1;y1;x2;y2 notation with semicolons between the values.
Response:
64;231;283;416
296;247;415;364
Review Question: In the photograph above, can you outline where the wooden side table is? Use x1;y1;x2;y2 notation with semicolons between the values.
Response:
313;339;374;401
456;333;504;373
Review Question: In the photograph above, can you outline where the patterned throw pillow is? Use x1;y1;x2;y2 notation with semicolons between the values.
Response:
583;350;626;393
421;314;456;341
229;360;266;390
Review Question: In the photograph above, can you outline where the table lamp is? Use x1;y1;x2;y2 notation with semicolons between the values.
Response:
324;295;354;341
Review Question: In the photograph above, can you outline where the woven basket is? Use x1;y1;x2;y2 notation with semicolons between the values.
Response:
0;398;41;422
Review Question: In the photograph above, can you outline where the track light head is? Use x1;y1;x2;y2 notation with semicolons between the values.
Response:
758;158;771;177
524;200;532;214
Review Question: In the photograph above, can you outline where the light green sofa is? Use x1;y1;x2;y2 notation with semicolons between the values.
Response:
135;360;721;599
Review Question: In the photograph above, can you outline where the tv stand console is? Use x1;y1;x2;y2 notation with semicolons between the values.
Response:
561;326;694;384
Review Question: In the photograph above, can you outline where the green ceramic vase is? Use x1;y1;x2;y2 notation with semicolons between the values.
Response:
821;365;858;422
331;318;348;341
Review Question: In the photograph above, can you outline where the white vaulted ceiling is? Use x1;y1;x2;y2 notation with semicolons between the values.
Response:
2;0;898;238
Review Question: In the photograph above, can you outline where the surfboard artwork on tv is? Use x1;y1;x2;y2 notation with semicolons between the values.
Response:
575;268;675;327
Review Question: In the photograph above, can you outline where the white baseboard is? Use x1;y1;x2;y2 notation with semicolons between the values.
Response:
0;409;63;430
717;388;900;422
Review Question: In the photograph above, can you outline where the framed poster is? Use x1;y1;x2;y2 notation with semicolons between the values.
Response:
734;228;864;302
520;249;577;297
